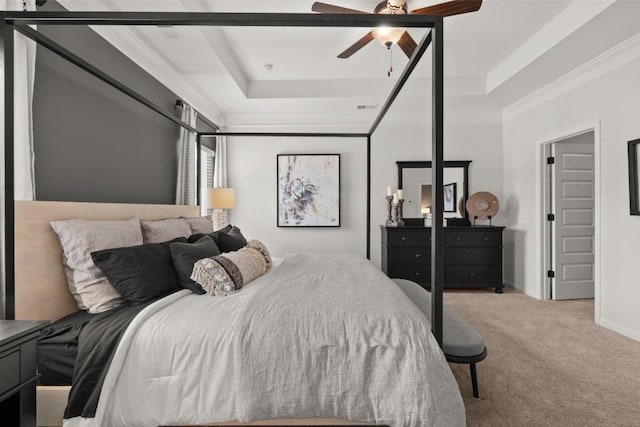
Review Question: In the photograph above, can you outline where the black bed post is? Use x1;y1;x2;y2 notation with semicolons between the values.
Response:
196;133;202;207
3;19;15;320
431;19;444;347
366;134;371;260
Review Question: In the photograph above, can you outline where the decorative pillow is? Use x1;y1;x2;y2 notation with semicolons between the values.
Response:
140;218;191;244
91;237;186;304
191;240;271;296
183;216;213;234
50;217;143;313
185;224;245;252
170;236;220;294
217;226;248;252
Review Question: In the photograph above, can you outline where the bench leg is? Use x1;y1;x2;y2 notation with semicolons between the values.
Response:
470;363;479;398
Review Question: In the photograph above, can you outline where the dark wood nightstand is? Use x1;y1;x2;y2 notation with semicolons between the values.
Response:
0;320;49;427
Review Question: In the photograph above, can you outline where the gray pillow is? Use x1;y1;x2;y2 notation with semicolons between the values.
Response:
50;217;143;313
183;215;213;234
140;218;191;244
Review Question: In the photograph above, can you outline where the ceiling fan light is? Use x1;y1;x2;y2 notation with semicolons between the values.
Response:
372;26;405;47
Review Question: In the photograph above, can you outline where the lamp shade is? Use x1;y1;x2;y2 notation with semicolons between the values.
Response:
208;188;235;209
372;26;405;47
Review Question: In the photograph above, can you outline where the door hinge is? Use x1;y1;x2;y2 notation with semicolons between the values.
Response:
547;270;555;278
547;156;555;165
547;213;555;221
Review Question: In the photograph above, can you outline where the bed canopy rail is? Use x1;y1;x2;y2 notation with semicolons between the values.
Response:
2;10;445;347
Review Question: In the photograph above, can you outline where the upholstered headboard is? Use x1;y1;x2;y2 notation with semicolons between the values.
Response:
14;201;200;321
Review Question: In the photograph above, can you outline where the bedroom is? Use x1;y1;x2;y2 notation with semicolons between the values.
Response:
1;0;640;426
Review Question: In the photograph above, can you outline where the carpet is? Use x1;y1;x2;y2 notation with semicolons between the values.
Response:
444;289;640;427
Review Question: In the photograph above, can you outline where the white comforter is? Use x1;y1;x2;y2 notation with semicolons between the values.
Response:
65;253;464;427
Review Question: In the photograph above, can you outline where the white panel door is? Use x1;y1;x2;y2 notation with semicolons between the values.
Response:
552;137;595;300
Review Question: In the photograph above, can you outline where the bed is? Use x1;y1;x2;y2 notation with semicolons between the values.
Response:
15;200;464;426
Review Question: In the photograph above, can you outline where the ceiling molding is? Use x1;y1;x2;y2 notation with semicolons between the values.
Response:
487;0;615;94
503;31;640;122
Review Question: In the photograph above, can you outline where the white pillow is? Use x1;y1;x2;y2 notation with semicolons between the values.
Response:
140;218;192;244
50;217;143;313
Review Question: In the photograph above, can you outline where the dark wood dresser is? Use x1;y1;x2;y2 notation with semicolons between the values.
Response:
0;320;48;427
381;225;505;293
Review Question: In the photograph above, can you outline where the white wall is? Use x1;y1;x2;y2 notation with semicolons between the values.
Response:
369;121;504;268
502;56;640;341
227;136;367;258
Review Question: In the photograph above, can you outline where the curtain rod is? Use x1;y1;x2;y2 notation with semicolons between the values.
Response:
175;99;220;132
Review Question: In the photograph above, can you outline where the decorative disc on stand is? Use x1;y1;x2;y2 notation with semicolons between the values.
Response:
466;191;499;222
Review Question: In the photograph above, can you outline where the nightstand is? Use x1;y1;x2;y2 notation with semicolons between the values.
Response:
0;320;48;427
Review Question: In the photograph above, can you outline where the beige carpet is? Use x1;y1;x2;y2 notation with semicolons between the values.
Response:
444;289;640;427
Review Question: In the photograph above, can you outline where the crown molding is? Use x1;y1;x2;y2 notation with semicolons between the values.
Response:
503;32;640;122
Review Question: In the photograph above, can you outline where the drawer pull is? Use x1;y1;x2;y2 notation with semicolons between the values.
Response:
456;237;461;241
401;236;406;241
469;254;475;259
415;272;420;276
469;272;475;277
415;253;421;258
483;237;489;241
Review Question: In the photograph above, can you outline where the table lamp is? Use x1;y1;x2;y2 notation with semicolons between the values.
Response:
209;187;235;230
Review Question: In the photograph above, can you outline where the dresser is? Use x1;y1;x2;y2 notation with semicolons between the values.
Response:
381;225;505;293
0;320;49;427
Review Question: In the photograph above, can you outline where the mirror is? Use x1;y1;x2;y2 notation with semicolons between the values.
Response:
628;139;640;215
397;161;471;219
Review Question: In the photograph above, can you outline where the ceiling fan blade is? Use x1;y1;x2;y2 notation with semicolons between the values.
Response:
338;31;374;58
411;0;482;17
311;2;369;14
397;31;417;58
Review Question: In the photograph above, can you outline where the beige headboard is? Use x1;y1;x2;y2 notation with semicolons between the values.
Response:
15;200;200;321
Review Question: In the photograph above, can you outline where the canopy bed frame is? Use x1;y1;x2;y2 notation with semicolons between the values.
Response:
2;9;446;348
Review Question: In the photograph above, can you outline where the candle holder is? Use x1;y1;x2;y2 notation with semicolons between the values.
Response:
385;195;394;225
392;202;400;226
397;198;405;226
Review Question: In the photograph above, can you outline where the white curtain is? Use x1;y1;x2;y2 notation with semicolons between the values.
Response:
0;0;36;318
175;103;198;205
213;135;227;188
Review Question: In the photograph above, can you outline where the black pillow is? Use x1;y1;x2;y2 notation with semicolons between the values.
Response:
170;236;220;294
91;237;186;304
217;226;248;252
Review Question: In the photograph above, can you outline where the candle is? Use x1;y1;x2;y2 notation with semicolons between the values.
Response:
392;193;399;204
397;189;403;200
386;186;393;196
426;207;431;214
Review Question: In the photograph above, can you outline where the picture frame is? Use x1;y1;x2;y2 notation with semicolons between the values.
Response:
628;139;640;215
443;182;457;212
277;154;341;227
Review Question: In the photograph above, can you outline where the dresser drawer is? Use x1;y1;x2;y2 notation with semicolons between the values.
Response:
386;230;430;247
473;231;501;247
445;265;501;284
388;247;429;264
388;262;431;282
444;230;475;247
0;350;21;396
446;248;499;265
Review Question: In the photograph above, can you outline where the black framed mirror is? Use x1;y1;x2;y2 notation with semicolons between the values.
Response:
628;139;640;215
397;160;471;220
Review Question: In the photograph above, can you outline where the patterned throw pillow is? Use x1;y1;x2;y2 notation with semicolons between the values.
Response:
191;240;272;296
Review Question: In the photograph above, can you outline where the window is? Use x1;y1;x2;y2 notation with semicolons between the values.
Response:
200;146;215;216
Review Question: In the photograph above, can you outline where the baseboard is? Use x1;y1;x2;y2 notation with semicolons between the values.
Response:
37;385;69;427
598;318;640;342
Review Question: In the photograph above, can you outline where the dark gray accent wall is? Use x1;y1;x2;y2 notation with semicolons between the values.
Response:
33;1;215;204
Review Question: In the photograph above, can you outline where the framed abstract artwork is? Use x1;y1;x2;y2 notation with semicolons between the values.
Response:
277;154;340;227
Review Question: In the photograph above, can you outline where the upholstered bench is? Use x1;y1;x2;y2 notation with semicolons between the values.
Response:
393;279;487;398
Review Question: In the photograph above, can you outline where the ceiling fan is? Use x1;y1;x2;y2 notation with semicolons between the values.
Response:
312;0;483;59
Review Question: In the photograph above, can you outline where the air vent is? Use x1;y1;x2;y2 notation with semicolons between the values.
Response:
356;104;377;110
